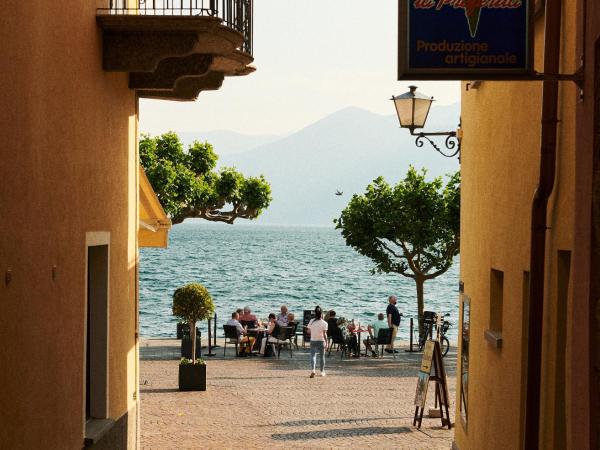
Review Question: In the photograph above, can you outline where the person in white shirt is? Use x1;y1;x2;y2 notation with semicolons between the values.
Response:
307;306;328;378
259;313;288;355
276;305;289;326
226;312;255;356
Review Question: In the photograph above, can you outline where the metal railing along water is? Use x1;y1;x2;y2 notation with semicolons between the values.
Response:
98;0;253;55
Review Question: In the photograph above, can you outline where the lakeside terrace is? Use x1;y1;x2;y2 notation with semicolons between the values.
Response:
139;338;456;449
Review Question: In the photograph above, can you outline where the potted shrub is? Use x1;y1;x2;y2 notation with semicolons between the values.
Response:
172;283;215;391
178;358;206;391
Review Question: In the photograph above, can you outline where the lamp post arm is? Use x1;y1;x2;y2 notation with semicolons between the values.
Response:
408;129;457;138
406;128;461;158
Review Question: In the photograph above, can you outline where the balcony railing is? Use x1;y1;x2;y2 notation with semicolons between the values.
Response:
98;0;253;55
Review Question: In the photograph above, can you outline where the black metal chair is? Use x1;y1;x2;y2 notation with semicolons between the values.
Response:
374;328;395;359
271;326;293;358
223;325;240;357
327;328;347;358
287;321;299;350
241;320;256;329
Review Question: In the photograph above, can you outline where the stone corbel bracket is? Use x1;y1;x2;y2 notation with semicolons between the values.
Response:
96;16;242;72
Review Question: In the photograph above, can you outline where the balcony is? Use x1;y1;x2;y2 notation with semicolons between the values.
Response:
96;0;254;101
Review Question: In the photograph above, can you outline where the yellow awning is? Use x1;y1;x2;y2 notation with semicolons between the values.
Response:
139;166;171;248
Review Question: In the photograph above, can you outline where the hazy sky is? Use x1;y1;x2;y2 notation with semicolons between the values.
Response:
139;0;461;137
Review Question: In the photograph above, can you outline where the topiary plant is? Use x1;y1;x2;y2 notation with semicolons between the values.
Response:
173;283;215;364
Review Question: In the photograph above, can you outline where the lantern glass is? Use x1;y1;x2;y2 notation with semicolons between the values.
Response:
393;96;416;128
391;86;434;130
412;97;432;128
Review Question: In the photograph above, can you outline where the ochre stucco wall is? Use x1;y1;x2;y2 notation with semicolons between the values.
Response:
455;1;586;449
0;1;138;448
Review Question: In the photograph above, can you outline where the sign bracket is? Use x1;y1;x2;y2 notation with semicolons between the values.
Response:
533;66;584;88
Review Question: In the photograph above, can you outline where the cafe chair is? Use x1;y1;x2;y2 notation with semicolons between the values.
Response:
223;325;240;357
271;326;294;358
375;328;395;359
241;320;256;329
287;321;299;350
327;328;348;359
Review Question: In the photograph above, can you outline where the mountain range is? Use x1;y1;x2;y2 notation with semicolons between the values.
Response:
177;104;461;226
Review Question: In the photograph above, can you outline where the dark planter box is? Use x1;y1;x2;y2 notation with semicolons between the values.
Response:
181;334;202;359
178;364;206;391
177;323;200;339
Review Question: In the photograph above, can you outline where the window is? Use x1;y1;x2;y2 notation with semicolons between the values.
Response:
485;269;504;348
86;244;109;421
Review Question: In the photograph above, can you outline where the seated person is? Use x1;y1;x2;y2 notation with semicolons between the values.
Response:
287;312;296;326
226;311;256;356
260;313;288;355
276;305;289;326
326;310;339;333
239;306;259;327
364;313;388;357
346;320;359;357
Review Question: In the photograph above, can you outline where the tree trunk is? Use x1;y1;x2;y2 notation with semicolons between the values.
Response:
415;277;425;336
189;320;197;364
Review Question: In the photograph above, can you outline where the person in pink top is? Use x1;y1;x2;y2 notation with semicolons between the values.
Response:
307;306;328;378
239;306;258;326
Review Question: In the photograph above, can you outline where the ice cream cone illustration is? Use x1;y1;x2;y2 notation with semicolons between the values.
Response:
464;0;483;38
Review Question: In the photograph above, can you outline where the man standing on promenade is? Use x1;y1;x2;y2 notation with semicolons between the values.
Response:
385;295;401;354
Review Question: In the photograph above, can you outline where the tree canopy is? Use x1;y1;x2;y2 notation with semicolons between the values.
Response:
140;132;272;225
335;167;460;331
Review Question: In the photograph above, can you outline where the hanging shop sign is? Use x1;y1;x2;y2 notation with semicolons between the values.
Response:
398;0;534;80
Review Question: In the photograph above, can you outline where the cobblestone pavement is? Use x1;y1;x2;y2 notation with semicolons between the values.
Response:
140;339;456;449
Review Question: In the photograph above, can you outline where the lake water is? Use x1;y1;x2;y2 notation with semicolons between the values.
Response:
140;222;460;342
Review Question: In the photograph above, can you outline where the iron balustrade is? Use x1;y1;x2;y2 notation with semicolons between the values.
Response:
97;0;253;55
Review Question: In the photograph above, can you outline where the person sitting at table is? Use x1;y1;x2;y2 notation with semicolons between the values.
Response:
239;306;259;327
260;313;287;355
226;311;256;357
276;305;289;326
287;312;295;324
364;313;388;357
346;320;359;358
326;310;339;332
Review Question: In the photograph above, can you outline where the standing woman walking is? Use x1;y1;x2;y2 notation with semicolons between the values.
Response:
307;306;328;378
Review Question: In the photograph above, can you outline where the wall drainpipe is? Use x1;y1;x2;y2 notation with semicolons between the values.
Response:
525;0;562;448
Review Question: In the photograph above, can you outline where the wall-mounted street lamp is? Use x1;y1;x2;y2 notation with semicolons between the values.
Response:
391;86;461;158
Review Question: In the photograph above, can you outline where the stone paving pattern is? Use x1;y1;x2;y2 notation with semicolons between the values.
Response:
140;339;456;449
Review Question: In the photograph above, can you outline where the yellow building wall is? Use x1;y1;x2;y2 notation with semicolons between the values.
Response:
0;1;138;449
455;1;580;449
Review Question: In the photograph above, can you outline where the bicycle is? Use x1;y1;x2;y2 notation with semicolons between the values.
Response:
416;311;452;357
437;314;452;357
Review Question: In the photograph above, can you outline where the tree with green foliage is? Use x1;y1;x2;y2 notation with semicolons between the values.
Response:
140;132;272;225
335;167;460;334
173;283;215;364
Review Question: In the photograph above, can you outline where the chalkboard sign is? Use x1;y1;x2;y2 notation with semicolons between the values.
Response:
413;340;452;429
303;310;315;343
420;340;435;373
303;310;315;326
